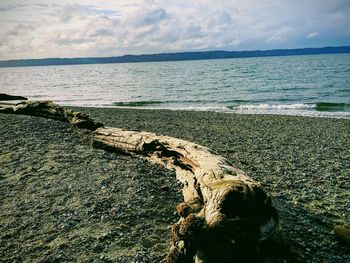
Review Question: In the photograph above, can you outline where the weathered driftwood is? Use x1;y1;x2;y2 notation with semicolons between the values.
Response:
93;127;280;262
0;100;103;130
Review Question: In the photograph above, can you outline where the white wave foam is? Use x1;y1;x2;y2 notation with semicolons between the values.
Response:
42;100;350;119
229;104;350;119
112;104;230;112
170;105;229;111
235;103;315;110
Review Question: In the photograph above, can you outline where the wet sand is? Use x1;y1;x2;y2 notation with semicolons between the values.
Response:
1;108;350;262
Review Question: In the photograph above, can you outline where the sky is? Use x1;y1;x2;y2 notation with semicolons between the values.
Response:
0;0;349;60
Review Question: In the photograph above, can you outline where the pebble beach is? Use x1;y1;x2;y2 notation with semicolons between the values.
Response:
1;107;350;262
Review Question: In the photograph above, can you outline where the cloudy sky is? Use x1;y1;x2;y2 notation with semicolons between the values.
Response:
0;0;349;60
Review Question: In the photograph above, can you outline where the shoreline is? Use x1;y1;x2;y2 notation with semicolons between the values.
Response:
1;107;349;262
76;105;350;120
2;101;350;120
12;101;348;120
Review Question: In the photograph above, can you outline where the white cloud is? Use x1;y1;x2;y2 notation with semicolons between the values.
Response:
0;0;349;59
266;26;295;43
306;32;319;38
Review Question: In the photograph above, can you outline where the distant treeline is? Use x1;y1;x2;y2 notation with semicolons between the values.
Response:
1;46;350;67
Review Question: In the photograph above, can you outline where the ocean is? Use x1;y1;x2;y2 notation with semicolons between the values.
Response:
1;53;350;119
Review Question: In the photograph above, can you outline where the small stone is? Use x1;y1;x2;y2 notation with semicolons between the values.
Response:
161;185;169;191
141;238;155;248
178;240;185;249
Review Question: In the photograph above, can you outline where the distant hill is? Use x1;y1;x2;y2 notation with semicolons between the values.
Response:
1;46;349;67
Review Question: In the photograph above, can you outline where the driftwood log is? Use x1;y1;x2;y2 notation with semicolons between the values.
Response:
0;100;103;130
93;128;281;262
1;100;285;262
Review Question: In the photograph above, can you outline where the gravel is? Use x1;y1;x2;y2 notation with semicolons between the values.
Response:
1;108;349;262
0;113;182;262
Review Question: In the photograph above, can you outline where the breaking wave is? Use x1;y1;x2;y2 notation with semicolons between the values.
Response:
232;103;315;110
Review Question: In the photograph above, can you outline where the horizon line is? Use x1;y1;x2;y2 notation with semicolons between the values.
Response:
0;45;349;62
0;45;349;67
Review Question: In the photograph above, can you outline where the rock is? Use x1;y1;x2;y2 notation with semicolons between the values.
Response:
0;93;27;101
161;185;170;191
141;237;156;248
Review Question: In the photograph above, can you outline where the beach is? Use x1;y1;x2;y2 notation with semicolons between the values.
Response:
1;108;349;262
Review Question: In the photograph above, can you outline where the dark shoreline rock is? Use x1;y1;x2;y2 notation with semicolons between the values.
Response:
0;93;27;101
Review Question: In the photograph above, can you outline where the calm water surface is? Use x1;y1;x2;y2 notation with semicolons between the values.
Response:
1;53;350;118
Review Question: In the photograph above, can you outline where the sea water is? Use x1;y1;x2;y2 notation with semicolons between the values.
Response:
1;53;350;119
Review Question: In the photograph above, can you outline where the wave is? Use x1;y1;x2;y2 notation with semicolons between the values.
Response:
112;100;164;107
106;99;350;119
232;102;350;112
231;103;315;110
221;99;261;104
111;101;350;113
315;102;350;112
228;103;350;119
112;99;221;107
